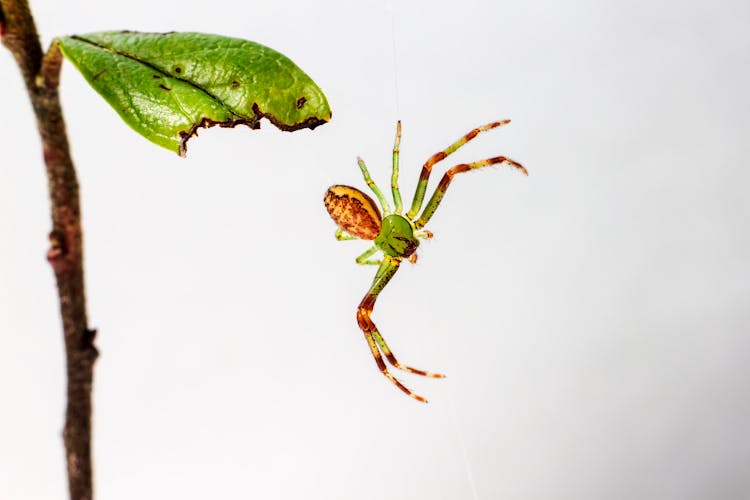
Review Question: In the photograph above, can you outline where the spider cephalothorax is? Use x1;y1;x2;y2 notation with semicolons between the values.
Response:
324;120;526;402
375;214;419;259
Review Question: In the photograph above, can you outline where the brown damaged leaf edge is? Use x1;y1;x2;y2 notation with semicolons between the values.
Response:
177;104;328;157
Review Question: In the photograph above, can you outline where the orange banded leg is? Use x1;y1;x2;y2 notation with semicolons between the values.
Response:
356;256;441;402
406;120;512;219
414;156;527;229
372;331;445;378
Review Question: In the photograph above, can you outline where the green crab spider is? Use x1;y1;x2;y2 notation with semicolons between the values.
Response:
324;120;527;402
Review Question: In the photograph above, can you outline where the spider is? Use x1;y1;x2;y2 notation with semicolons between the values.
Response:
324;119;527;402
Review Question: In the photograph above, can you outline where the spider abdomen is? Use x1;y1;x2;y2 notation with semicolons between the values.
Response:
324;185;382;240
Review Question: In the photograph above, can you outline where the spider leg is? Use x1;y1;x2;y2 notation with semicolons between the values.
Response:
391;121;404;213
406;120;512;219
356;245;382;266
357;256;442;402
372;330;445;378
414;156;527;229
357;157;391;214
335;228;358;241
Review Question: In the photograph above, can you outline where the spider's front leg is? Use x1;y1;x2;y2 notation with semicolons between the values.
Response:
357;256;444;402
406;120;512;219
414;155;527;228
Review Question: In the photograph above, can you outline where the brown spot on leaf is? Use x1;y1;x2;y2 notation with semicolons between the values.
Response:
231;81;240;88
152;74;162;79
174;66;182;74
296;96;307;109
159;84;171;91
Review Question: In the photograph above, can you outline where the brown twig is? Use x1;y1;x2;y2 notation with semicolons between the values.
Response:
1;1;97;499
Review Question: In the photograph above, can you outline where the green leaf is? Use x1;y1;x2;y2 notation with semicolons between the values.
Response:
58;31;331;156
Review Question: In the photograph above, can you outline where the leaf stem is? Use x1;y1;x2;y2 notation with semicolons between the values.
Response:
1;1;97;499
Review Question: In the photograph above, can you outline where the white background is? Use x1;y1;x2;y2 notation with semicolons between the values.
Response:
2;0;749;498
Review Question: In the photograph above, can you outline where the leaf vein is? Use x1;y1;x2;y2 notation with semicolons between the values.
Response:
70;35;242;118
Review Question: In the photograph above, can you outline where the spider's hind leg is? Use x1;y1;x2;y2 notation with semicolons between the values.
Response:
372;330;444;379
357;257;444;402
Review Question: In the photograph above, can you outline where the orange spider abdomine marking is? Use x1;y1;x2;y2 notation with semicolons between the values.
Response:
324;185;382;240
